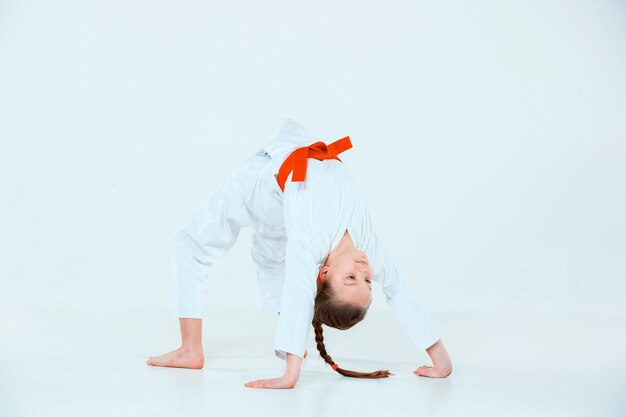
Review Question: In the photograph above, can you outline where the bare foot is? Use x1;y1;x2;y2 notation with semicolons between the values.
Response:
146;346;204;369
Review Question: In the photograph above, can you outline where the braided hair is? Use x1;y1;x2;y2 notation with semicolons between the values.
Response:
312;276;394;378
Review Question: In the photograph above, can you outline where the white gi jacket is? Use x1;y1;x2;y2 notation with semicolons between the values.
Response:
170;118;442;360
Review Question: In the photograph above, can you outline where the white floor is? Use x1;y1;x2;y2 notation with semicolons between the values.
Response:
2;301;624;417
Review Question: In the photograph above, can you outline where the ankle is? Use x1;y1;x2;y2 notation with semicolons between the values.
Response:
180;344;203;353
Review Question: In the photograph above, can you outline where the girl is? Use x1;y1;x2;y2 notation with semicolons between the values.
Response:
146;119;452;389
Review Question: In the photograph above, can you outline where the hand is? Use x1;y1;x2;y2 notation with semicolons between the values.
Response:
415;339;452;378
413;364;452;378
244;374;298;389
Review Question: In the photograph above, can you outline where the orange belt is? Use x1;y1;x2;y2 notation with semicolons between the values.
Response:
276;136;353;192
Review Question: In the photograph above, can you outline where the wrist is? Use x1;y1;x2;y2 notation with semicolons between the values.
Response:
284;370;300;383
426;340;451;368
285;352;303;379
432;356;452;372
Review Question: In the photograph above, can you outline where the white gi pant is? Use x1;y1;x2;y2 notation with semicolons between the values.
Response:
170;148;288;320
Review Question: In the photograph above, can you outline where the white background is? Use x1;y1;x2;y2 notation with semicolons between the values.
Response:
1;1;625;416
1;0;624;314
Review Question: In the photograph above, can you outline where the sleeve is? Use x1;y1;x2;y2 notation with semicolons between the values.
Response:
273;183;320;360
367;228;442;352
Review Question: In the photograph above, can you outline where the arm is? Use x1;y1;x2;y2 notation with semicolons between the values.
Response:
414;339;452;378
365;221;452;377
244;240;315;388
244;181;319;389
244;353;303;389
380;252;453;378
243;239;315;389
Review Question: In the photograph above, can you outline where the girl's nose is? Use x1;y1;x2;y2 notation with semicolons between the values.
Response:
356;260;371;275
355;251;369;263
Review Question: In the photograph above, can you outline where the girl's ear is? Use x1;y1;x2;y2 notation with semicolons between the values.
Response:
317;266;329;284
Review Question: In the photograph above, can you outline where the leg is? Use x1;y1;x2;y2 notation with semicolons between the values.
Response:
251;230;287;313
171;175;250;318
148;156;259;368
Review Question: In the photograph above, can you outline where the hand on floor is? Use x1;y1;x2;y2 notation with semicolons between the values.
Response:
418;339;452;378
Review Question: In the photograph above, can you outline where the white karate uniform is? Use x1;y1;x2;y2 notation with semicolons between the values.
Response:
170;118;442;360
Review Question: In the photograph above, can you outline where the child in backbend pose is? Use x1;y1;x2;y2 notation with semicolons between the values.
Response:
147;118;452;389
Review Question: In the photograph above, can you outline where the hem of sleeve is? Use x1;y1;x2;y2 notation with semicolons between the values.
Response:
274;346;306;360
419;330;443;351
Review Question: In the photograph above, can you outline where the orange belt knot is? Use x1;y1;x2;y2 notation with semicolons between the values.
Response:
276;136;353;192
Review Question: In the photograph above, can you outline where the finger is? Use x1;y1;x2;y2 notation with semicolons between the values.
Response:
416;367;444;378
415;367;430;376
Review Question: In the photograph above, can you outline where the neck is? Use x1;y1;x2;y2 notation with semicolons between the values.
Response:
324;231;355;266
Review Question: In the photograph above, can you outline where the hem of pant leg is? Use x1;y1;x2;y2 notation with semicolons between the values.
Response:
176;312;204;319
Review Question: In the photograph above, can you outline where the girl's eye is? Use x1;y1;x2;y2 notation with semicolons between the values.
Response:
348;276;372;284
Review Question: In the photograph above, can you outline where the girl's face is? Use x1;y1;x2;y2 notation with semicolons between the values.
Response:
318;250;373;308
